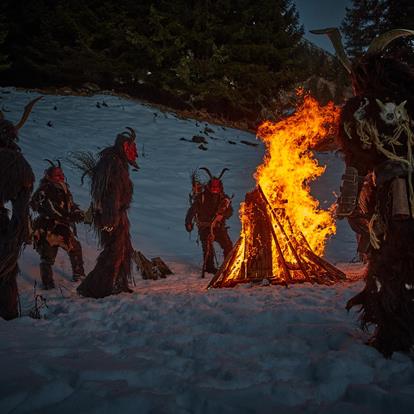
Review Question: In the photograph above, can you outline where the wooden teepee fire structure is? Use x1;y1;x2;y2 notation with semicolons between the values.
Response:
208;186;345;288
208;93;346;288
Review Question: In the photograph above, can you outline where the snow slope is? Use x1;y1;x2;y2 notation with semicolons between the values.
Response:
1;88;413;414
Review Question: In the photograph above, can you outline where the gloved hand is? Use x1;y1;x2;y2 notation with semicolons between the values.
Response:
185;222;193;232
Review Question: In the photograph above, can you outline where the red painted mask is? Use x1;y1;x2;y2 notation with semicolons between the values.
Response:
209;178;222;194
123;140;138;167
47;167;65;183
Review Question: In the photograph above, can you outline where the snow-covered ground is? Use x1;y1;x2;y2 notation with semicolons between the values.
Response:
1;88;413;413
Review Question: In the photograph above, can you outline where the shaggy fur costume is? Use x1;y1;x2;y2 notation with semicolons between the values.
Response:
341;57;414;356
0;119;35;319
77;134;135;298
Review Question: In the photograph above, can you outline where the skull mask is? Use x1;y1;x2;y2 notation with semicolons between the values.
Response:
376;99;409;126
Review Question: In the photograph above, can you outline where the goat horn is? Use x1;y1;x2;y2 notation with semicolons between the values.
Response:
310;28;352;74
14;96;43;130
367;29;414;55
218;168;229;179
44;159;56;167
57;159;61;168
125;127;136;140
199;167;213;179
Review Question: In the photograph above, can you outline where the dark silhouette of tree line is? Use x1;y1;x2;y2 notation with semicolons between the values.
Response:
3;1;410;124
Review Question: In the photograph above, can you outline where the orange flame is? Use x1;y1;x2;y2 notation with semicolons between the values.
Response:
255;93;340;257
224;93;340;283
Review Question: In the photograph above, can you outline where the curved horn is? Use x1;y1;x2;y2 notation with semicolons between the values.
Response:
14;96;43;130
310;28;352;74
218;168;229;179
199;167;213;179
367;29;414;55
44;159;56;168
125;127;136;140
190;170;198;183
57;159;61;168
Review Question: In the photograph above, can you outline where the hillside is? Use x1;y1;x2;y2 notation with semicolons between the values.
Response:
1;88;414;414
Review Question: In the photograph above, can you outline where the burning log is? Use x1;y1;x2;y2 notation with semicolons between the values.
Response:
208;93;345;289
208;185;345;288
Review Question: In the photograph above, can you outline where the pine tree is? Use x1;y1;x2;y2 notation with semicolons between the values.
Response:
342;0;414;63
0;18;9;71
341;0;386;58
1;0;311;124
384;0;414;63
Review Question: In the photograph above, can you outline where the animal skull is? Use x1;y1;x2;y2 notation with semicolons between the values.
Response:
376;99;409;125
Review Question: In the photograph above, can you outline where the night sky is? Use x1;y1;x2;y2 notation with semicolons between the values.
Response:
294;0;352;53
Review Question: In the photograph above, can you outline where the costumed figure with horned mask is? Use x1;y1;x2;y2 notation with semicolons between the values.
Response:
31;160;85;289
0;97;41;319
76;127;138;298
185;167;233;276
312;27;414;356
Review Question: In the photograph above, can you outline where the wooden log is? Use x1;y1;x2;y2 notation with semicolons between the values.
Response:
208;185;346;288
257;185;312;283
133;250;157;280
244;190;274;280
303;249;346;281
208;237;244;288
151;257;173;278
267;217;292;284
284;215;345;283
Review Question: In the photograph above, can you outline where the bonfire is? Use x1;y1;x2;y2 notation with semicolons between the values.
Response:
209;92;346;288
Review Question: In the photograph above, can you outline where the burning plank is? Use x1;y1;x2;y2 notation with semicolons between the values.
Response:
208;186;345;288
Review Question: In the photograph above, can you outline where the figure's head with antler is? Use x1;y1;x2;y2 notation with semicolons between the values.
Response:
0;97;43;151
199;167;229;194
310;28;414;98
114;127;139;169
44;159;65;183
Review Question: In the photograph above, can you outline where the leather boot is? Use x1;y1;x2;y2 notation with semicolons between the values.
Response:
69;248;85;282
0;272;19;320
40;261;55;289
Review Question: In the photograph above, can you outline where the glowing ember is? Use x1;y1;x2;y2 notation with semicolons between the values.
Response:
209;92;343;287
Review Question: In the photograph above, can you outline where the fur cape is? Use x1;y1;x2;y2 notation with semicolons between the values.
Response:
341;57;414;356
0;146;34;319
77;146;134;298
